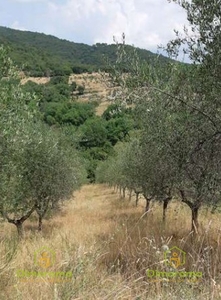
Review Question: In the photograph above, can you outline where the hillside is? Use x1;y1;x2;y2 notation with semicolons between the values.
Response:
20;72;117;116
0;26;171;76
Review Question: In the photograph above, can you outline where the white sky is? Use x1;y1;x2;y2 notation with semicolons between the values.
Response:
0;0;188;55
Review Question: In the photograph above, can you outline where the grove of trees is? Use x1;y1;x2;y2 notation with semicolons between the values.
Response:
0;26;171;77
0;46;87;237
96;0;221;233
2;0;221;237
21;77;135;182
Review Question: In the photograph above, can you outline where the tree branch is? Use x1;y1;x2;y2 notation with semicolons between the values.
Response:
150;86;218;129
5;204;36;224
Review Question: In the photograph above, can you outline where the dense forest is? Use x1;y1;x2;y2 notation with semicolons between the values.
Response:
0;26;171;76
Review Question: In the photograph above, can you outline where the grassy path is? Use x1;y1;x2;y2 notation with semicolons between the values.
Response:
52;184;117;244
1;184;221;299
1;184;133;300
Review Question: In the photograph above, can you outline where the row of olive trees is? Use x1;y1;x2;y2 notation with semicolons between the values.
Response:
96;139;173;223
0;47;87;237
96;1;221;233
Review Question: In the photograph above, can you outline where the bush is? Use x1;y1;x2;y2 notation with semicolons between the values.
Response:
77;85;85;95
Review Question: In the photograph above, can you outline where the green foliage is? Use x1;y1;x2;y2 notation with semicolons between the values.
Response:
98;3;221;230
53;83;71;97
0;26;172;77
0;57;39;233
0;46;87;235
22;76;135;182
77;85;85;95
79;117;108;148
95;142;128;186
105;117;132;145
71;81;77;92
42;102;95;126
23;122;87;230
22;78;96;127
102;103;125;120
49;76;69;85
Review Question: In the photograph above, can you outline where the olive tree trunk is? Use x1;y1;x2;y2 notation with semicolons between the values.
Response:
162;196;172;224
143;191;152;213
180;190;201;234
4;205;36;239
36;198;50;232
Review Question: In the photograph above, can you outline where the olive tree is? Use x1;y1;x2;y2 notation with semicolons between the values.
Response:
107;0;221;232
23;123;86;231
0;46;39;237
162;0;221;231
96;143;127;193
0;47;86;237
0;120;86;236
117;54;221;231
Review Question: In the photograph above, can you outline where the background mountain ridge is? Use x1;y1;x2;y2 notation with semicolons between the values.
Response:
0;25;171;76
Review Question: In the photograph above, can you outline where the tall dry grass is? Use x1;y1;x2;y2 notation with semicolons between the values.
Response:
1;184;221;299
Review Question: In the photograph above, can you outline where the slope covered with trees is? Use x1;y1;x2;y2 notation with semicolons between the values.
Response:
0;26;171;76
21;76;135;182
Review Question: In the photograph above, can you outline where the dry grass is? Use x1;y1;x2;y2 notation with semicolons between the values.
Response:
20;77;50;85
20;72;115;116
69;72;115;116
1;184;221;299
69;73;110;94
19;72;133;117
95;100;110;116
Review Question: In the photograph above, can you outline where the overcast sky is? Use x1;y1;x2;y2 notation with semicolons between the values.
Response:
0;0;188;55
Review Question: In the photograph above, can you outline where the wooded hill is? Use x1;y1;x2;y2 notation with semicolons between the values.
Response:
0;26;171;77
